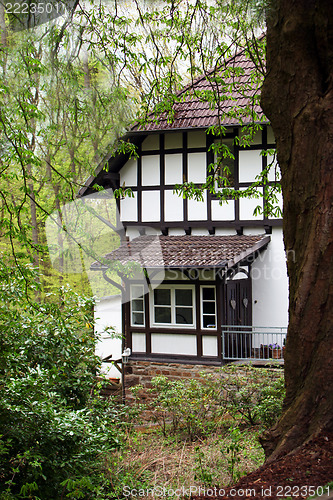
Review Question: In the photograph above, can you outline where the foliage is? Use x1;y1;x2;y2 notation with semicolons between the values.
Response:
134;374;224;440
0;258;128;499
100;426;264;498
132;366;285;443
0;17;133;297
0;0;296;491
0;0;278;292
193;446;214;486
0;264;281;498
222;364;285;427
224;426;243;484
54;0;279;219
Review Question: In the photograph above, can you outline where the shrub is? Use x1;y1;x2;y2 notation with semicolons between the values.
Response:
221;364;285;427
0;259;127;498
141;374;224;440
134;365;285;441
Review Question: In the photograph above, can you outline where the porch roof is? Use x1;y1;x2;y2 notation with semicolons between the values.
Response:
91;234;270;271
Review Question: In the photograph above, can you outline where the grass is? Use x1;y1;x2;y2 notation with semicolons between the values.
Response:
107;424;265;498
104;366;284;499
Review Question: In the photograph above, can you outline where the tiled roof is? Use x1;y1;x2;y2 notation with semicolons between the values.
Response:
78;46;266;197
91;234;270;270
131;49;265;132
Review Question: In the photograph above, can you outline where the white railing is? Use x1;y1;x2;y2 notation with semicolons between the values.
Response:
222;325;288;361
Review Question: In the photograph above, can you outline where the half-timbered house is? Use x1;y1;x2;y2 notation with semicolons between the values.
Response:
80;48;288;383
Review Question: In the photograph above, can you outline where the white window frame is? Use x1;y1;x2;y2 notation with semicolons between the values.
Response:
200;285;217;330
150;284;195;329
130;285;145;327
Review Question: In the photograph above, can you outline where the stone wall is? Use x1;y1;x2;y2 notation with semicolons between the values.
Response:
123;360;222;402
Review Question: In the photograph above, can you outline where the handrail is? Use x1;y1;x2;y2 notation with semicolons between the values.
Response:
222;325;287;361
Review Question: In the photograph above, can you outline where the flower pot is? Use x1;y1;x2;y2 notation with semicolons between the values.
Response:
271;348;282;359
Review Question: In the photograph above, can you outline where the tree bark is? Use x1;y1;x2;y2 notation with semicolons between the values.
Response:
260;0;333;460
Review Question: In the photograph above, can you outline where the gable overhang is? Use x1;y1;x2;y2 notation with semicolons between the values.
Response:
77;131;143;198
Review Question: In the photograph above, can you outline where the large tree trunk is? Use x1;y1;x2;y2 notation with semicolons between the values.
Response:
260;0;333;460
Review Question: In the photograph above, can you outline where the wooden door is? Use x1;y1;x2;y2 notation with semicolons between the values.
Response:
224;278;252;358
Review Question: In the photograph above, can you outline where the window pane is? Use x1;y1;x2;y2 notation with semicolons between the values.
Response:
202;287;215;300
203;315;216;328
154;289;171;305
132;299;143;312
176;307;193;325
175;289;192;306
154;306;171;323
132;312;144;326
203;302;215;314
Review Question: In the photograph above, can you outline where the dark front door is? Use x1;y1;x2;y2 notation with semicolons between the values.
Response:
224;278;252;358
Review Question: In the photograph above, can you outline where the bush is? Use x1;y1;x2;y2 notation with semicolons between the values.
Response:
0;259;127;499
221;364;285;427
133;365;285;441
138;374;224;440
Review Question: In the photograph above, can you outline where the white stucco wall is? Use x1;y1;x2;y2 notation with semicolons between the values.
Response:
94;295;122;379
211;199;235;221
239;188;264;220
119;158;137;186
141;134;159;151
151;333;197;355
202;335;218;356
187;192;207;220
165;154;182;184
239;150;262;183
165;132;182;149
164;190;183;221
132;332;146;352
187;130;206;148
249;227;289;328
187;152;206;183
141;190;160;221
120;192;137;221
141;155;160;186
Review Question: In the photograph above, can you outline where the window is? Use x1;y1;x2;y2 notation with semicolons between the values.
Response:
214;138;235;188
130;285;145;326
201;286;217;329
152;285;195;327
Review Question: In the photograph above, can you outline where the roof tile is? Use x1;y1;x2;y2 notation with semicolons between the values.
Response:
131;50;265;132
92;234;270;270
